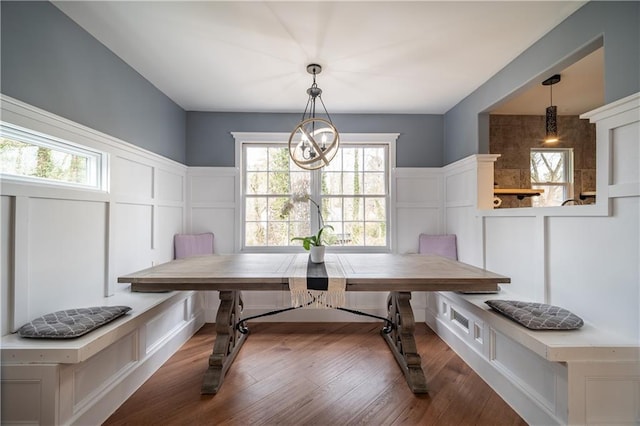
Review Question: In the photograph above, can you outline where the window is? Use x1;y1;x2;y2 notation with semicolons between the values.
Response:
239;133;394;251
322;146;387;247
530;148;573;207
0;123;104;189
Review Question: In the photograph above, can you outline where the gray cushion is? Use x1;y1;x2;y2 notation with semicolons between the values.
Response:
485;300;583;330
17;306;131;339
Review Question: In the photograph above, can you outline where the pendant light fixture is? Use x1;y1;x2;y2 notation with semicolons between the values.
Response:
288;64;340;170
542;74;561;143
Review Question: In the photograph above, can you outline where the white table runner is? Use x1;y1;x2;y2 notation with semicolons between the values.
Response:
289;254;346;308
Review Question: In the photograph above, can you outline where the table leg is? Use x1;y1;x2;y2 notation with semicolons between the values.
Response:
382;291;428;393
201;290;247;394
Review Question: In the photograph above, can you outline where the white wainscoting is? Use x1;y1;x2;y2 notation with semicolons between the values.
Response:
434;93;640;425
1;95;203;425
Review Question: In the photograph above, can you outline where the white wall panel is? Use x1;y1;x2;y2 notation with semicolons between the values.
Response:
156;169;184;202
395;207;441;253
27;198;106;319
394;168;444;254
395;175;439;203
156;206;183;262
611;122;639;186
145;301;186;353
445;169;472;204
191;207;236;254
71;332;136;409
547;197;639;338
1;365;58;425
111;157;153;199
190;175;236;204
112;203;153;277
484;216;539;299
492;330;559;411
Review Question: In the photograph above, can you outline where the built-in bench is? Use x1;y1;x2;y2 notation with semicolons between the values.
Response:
1;288;205;426
425;289;640;425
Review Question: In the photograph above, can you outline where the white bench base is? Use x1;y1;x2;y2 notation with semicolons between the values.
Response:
425;290;640;425
1;290;205;426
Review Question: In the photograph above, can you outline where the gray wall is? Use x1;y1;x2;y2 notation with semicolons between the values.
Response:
187;112;443;168
1;1;186;163
444;1;640;164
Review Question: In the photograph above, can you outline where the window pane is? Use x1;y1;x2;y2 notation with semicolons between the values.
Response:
530;148;573;207
268;147;290;171
289;221;311;242
245;222;267;246
245;197;267;221
364;147;385;172
268;197;290;221
323;197;342;222
531;151;566;183
268;172;290;193
342;172;363;195
290;172;309;194
267;222;288;246
246;172;267;194
344;197;364;221
322;171;341;195
342;148;361;172
344;222;364;245
245;147;268;171
365;198;386;221
364;172;385;195
1;127;101;188
365;222;386;246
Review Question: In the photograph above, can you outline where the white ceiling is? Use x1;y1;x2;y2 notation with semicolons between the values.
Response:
53;1;590;115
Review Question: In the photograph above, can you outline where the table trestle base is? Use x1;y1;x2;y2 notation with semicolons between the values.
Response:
201;290;246;394
382;291;429;393
206;290;428;394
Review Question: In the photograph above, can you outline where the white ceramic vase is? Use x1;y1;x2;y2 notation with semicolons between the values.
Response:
309;245;325;263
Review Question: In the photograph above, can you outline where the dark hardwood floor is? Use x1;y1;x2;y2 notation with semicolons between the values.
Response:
103;322;527;425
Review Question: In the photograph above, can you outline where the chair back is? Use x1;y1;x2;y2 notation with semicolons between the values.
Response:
418;234;458;260
174;233;214;259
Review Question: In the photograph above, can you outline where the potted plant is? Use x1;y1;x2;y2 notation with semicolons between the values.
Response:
292;225;334;263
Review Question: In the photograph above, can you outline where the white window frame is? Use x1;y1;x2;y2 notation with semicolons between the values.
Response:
0;122;106;191
233;132;398;253
530;147;574;207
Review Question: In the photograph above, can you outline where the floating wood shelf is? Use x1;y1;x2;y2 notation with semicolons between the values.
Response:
493;188;544;200
579;191;596;200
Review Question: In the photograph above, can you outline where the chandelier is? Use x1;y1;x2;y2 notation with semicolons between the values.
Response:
288;64;340;170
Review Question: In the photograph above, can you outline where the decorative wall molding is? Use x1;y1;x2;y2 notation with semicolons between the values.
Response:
437;93;640;424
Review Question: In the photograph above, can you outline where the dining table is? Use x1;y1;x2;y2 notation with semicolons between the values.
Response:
118;253;510;394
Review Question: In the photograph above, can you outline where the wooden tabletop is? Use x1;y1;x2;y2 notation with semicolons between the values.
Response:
118;253;510;293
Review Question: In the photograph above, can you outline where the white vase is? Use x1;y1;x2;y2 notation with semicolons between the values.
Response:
309;245;325;263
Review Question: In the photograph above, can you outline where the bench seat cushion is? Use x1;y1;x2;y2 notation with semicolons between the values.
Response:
485;300;583;330
17;306;132;339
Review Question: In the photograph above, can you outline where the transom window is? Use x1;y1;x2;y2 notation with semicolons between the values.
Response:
530;148;573;207
238;133;395;252
0;123;105;190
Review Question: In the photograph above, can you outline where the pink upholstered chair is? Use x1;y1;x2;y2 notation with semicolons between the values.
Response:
174;233;214;259
418;234;458;260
